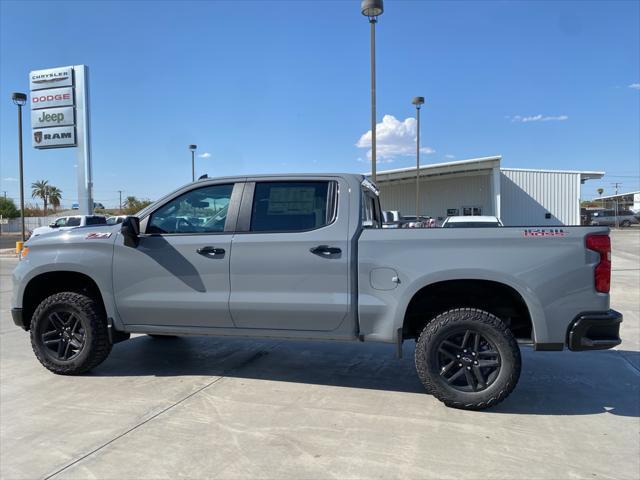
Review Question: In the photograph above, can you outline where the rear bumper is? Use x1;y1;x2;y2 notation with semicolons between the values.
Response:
567;310;622;351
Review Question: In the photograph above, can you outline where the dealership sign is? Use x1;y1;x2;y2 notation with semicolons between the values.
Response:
32;126;76;148
31;106;75;128
29;67;78;149
30;87;74;110
30;66;73;90
28;64;94;215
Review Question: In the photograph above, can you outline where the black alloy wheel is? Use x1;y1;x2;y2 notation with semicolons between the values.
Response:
41;310;87;361
436;329;501;392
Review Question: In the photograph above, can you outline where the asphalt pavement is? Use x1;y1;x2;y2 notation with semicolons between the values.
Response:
1;230;638;479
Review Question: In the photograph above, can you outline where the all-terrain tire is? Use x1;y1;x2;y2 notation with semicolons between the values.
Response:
30;292;112;375
415;308;521;410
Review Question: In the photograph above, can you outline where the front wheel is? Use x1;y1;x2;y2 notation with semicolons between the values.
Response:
621;220;631;228
415;308;521;410
30;292;112;375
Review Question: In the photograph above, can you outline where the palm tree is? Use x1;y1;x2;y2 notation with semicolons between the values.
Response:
31;180;49;215
48;186;62;212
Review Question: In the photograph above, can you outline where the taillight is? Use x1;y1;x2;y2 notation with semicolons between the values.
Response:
586;234;611;293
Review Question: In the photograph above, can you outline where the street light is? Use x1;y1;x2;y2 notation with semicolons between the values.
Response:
412;96;424;220
189;144;197;182
361;0;384;183
11;92;27;243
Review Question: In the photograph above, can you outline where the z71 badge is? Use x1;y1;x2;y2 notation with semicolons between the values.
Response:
523;228;567;237
85;232;112;239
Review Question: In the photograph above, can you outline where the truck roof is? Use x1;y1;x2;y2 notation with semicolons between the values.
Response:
192;172;365;183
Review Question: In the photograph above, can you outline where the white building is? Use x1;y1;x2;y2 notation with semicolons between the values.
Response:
374;156;604;226
596;191;640;213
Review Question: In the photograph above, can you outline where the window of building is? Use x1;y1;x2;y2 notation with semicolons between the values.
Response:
462;206;482;216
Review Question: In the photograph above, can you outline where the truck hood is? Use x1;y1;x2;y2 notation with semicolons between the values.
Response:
26;223;121;247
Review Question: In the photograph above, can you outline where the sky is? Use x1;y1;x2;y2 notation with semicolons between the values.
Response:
1;0;639;208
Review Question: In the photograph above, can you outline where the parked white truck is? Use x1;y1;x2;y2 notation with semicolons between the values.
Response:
11;174;622;409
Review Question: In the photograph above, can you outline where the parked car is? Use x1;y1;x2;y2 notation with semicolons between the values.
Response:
30;215;107;236
106;215;128;225
441;216;504;228
94;202;105;210
382;210;402;228
590;210;639;228
401;215;437;228
12;174;621;410
71;203;79;210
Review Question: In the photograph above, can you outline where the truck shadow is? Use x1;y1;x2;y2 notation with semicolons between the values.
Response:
97;336;640;418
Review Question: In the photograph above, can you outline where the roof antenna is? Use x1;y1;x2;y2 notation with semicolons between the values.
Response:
198;174;208;180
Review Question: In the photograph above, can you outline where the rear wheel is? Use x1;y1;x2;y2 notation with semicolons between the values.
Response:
415;308;521;410
621;220;631;228
30;292;112;375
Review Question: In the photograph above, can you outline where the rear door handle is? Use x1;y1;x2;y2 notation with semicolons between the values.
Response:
197;246;225;256
310;245;341;257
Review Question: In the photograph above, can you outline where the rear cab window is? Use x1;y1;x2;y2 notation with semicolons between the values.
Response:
361;179;382;229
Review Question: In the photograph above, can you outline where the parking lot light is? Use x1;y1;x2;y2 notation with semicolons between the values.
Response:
412;96;424;220
361;0;384;183
11;92;27;243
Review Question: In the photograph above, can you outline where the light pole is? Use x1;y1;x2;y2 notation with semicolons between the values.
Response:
412;96;425;220
118;190;123;213
12;92;27;243
361;0;384;183
189;144;197;182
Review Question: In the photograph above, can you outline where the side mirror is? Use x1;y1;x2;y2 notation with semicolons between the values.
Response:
121;216;140;247
49;223;58;228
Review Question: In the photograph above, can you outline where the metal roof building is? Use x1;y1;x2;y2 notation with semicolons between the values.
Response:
374;156;604;226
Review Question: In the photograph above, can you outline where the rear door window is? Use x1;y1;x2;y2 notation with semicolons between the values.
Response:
250;181;334;232
86;216;107;225
66;217;81;226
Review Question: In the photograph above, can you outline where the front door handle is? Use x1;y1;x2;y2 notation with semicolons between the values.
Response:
197;246;225;256
310;245;341;257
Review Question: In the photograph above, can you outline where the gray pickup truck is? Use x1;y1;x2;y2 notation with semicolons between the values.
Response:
11;174;622;410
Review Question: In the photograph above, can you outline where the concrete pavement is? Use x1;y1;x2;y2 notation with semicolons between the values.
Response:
1;230;638;479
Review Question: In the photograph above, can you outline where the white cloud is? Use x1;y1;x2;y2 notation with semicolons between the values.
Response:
356;115;435;162
507;114;569;123
2;177;17;182
198;152;211;158
629;83;640;90
445;154;455;159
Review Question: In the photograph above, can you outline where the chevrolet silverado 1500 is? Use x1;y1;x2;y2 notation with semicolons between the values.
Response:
11;174;622;409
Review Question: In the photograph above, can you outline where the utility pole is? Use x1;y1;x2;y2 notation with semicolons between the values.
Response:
118;190;123;213
611;182;622;229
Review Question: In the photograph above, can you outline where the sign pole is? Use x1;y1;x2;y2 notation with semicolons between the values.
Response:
74;65;93;215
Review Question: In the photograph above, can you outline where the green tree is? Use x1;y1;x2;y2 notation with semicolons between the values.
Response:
0;197;20;219
31;180;50;215
123;196;152;215
48;186;62;212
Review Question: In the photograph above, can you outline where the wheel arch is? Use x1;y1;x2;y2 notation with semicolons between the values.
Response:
400;277;539;343
20;271;107;330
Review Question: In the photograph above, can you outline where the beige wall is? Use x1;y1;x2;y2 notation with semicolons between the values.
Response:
378;172;493;220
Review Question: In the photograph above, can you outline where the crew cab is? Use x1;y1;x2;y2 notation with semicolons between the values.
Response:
11;174;622;410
